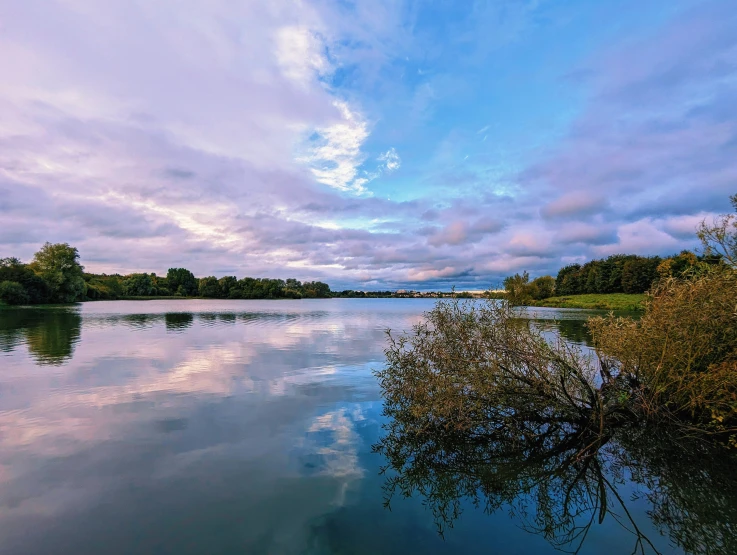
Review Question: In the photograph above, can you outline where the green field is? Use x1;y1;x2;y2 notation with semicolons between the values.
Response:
530;293;646;311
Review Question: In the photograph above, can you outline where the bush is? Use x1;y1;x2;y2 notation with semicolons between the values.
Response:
0;258;50;303
377;298;622;442
503;272;556;304
589;269;737;432
0;281;30;305
378;269;737;447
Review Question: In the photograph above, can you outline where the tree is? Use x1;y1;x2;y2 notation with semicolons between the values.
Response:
530;275;555;299
622;257;660;293
501;273;554;303
29;243;85;303
84;273;124;300
302;280;331;298
0;258;50;303
0;281;29;305
503;271;532;305
218;276;238;298
556;264;582;295
198;276;221;298
166;268;198;296
698;193;737;267
122;273;155;296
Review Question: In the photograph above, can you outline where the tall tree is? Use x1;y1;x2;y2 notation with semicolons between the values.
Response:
698;194;737;267
166;268;198;296
29;243;85;303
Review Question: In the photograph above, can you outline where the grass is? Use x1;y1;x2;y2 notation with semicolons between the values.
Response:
530;293;646;311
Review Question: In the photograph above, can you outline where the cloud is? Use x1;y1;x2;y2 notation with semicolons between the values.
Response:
275;26;332;88
427;217;504;247
555;223;618;246
541;192;608;220
299;100;371;194
0;0;734;289
378;147;401;172
592;219;683;257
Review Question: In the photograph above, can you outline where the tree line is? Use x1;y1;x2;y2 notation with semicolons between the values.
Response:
502;250;723;304
0;242;332;305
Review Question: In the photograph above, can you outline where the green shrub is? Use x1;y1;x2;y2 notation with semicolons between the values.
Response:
0;281;30;305
589;269;737;432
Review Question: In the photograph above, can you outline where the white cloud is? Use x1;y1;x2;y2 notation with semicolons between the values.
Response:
275;26;331;88
378;147;401;172
299;100;371;194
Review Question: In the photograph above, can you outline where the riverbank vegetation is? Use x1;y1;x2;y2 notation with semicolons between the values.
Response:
500;250;721;307
1;243;334;305
530;293;645;311
375;255;737;550
377;191;737;481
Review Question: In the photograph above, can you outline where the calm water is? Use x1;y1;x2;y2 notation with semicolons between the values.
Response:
0;300;732;554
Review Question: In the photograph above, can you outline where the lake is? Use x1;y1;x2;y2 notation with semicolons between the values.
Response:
0;299;733;554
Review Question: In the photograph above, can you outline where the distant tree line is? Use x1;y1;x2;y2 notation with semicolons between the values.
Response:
87;269;333;301
332;290;396;298
503;251;723;304
1;242;332;305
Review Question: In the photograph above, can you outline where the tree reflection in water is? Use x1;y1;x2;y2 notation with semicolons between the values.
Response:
0;307;82;365
375;411;737;553
165;312;194;332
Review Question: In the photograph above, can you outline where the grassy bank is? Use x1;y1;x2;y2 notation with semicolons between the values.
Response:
530;293;645;311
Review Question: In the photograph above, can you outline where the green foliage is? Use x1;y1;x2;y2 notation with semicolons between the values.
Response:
166;268;198;296
83;273;124;300
218;276;238;298
377;298;613;438
589;269;737;432
531;275;555;299
503;271;532;304
0;281;30;305
302;280;331;298
554;252;719;297
122;273;156;296
555;263;583;295
556;255;663;295
0;258;50;303
30;242;85;303
380;266;737;450
532;293;645;311
198;276;221;298
622;256;660;293
503;272;556;305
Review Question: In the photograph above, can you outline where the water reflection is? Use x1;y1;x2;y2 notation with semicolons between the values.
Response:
0;300;728;555
0;307;81;365
165;312;194;331
540;317;592;346
619;428;737;555
0;300;429;555
374;368;737;555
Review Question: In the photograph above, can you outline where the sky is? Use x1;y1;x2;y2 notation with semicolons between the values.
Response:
1;0;735;290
